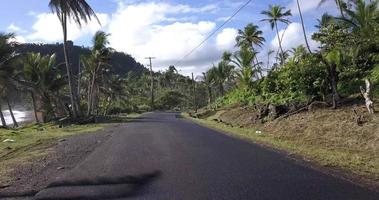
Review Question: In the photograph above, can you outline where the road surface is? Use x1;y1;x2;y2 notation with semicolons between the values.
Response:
33;112;378;200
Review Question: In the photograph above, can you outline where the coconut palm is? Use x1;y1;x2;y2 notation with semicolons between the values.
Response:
236;23;265;49
231;47;257;88
316;13;335;29
201;70;216;107
324;49;343;109
49;0;100;119
342;0;379;37
261;5;292;64
235;23;265;73
0;33;19;128
83;31;112;116
23;53;67;122
296;0;312;53
208;61;234;96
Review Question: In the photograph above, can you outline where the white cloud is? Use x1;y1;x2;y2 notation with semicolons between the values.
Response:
7;24;22;32
107;2;234;76
9;35;27;44
216;28;238;50
270;22;319;52
288;0;335;15
27;13;108;42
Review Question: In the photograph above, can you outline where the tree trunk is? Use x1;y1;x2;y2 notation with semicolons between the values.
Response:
6;98;18;128
77;57;81;101
61;13;79;119
329;65;340;109
275;22;285;65
31;91;40;123
297;0;312;53
337;0;345;19
360;79;375;114
0;103;7;128
219;83;224;97
207;86;212;108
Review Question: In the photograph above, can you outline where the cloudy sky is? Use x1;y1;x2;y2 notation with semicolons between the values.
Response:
0;0;338;76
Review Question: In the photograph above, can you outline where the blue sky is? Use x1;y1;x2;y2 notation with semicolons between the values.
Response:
0;0;338;76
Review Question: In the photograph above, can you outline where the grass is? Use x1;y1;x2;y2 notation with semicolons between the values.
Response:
183;108;379;185
0;113;142;185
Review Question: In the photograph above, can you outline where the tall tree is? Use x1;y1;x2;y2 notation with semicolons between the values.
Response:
22;53;67;121
49;0;100;119
261;5;292;64
208;62;234;97
231;47;257;88
296;0;312;53
236;23;265;49
342;0;379;37
82;31;112;116
324;49;343;109
0;33;18;128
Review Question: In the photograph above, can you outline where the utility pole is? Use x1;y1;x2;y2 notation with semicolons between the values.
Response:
145;57;156;111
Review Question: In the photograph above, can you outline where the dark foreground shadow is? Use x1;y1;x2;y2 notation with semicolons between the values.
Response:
0;170;161;200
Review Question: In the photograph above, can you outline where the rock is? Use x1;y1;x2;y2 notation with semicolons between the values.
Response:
58;139;66;142
2;139;15;143
57;166;65;170
255;130;263;134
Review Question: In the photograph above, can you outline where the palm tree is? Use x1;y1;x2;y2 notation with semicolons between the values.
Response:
324;49;343;109
236;23;265;49
315;13;334;29
83;31;112;116
235;23;265;73
231;47;257;88
208;62;234;97
202;70;215;107
342;0;378;37
23;53;67;121
261;5;292;64
0;33;18;128
296;0;312;53
49;0;100;119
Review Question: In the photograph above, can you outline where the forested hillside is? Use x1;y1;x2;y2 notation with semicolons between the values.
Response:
15;42;146;76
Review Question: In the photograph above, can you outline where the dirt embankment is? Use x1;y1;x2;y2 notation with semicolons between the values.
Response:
0;125;119;197
190;101;379;190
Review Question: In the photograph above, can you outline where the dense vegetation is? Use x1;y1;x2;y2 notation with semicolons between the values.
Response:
0;0;378;128
200;0;378;118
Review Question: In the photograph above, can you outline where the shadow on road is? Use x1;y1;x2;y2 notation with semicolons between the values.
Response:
0;170;161;200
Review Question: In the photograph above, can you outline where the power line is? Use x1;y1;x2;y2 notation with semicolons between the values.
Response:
174;0;253;66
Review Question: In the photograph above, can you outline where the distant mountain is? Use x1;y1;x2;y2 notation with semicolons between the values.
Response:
15;41;147;76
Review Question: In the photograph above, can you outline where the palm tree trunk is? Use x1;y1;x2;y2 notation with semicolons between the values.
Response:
61;13;79;119
219;83;224;96
274;22;285;64
0;103;7;128
6;98;18;128
207;86;212;108
297;0;312;53
336;0;345;19
30;91;40;123
329;65;340;109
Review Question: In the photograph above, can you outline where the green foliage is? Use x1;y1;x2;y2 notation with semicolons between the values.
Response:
156;90;185;110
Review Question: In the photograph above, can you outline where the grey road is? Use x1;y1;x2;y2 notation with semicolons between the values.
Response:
34;112;378;200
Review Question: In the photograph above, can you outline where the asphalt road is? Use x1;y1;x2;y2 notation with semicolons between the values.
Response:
33;112;378;200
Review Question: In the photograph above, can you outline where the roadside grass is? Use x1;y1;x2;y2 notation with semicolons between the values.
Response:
183;110;379;187
0;113;142;185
